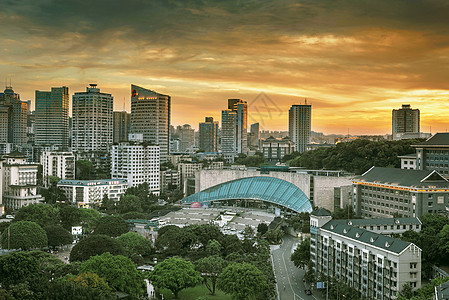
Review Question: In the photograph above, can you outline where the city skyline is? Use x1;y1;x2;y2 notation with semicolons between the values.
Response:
2;1;449;134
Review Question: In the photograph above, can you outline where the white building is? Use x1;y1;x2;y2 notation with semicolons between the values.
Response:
178;162;203;187
57;179;128;208
399;154;417;170
41;151;75;187
111;141;160;193
72;84;113;152
310;209;422;300
289;104;311;153
2;151;44;210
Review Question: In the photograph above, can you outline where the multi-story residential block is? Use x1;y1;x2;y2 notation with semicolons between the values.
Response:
178;162;203;187
2;151;44;210
57;179;128;208
221;109;237;157
228;99;247;154
392;104;420;140
199;117;219;153
331;217;421;236
161;169;181;192
35;86;69;148
41;151;75;187
111;141;160;193
113;111;130;143
289;103;311;153
72;84;113;152
249;122;260;149
0;86;28;146
178;124;195;152
261;136;295;162
310;209;422;300
130;84;170;162
352;167;449;218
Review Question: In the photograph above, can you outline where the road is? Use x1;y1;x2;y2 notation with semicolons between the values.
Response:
271;235;318;300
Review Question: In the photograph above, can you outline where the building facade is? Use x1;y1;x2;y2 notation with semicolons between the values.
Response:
310;210;422;300
111;141;160;192
413;133;449;176
0;86;28;146
35;86;69;148
353;167;449;218
72;84;113;152
57;179;128;208
178;124;195;152
113;111;130;143
221;109;237;157
199;117;219;153
228;99;248;154
2;151;44;210
289;104;311;153
392;104;419;140
41;151;75;187
130;84;170;162
161;169;181;192
249;122;260;149
261;136;295;162
178;162;203;188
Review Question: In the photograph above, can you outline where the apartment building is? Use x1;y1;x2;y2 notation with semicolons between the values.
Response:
41;151;75;187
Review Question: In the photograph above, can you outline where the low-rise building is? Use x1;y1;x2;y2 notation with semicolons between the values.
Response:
161;169;181;192
310;209;422;300
435;281;449;300
353;167;449;218
41;151;75;187
57;179;128;208
414;133;449;176
178;162;203;188
261;136;295;162
2;151;44;210
399;153;417;170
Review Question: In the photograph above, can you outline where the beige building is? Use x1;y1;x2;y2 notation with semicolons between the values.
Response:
41;151;75;187
2;151;43;210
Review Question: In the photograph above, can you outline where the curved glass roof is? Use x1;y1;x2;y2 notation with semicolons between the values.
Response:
182;176;312;213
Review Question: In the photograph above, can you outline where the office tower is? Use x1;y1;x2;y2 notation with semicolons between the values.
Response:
228;99;248;154
0;86;28;146
289;104;311;153
41;151;75;187
130;84;170;162
113;111;130;143
111;140;160;192
35;86;69;148
392;104;420;140
199;117;219;152
221;109;237;156
249;122;260;149
178;124;195;152
72;84;113;152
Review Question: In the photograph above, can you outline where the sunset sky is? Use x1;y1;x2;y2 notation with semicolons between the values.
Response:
2;0;449;134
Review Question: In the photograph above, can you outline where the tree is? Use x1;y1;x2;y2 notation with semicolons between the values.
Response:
45;224;73;248
100;194;115;212
195;255;227;295
257;223;268;235
0;252;41;288
70;234;126;262
117;195;142;214
80;253;145;297
291;237;310;269
58;205;81;231
438;225;449;261
94;215;128;237
120;211;147;220
76;160;95;180
116;232;152;257
13;204;60;228
332;205;355;219
79;208;101;233
399;282;414;299
263;229;283;244
149;257;202;299
304;260;315;285
217;262;267;300
242;225;255;240
0;221;47;250
206;239;222;256
41;185;67;205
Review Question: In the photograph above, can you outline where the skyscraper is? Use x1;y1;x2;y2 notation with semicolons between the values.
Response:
113;111;130;143
35;86;69;148
289;104;311;153
249;122;260;149
199;117;219;152
0;86;28;146
221;109;237;156
228;99;248;154
178;124;195;152
392;104;420;140
130;84;170;161
72;84;113;152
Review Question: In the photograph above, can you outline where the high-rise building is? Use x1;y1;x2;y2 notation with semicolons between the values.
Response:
199;117;219;152
130;84;170;162
221;109;237;156
113;111;130;143
41;151;75;187
228;99;247;154
35;86;69;148
392;104;420;140
289;104;311;153
178;124;195;152
72;84;113;152
0;86;28;146
249;123;260;149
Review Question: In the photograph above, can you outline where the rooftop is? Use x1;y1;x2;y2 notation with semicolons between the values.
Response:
413;132;449;147
355;167;449;188
333;217;421;227
321;220;416;254
58;179;128;186
311;208;331;217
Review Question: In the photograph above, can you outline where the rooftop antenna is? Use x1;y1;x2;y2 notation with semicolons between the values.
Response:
123;98;126;112
304;98;307;105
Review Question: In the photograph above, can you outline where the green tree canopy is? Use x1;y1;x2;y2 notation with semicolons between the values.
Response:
117;195;142;214
13;204;60;228
0;221;47;250
257;223;268;235
291;237;310;268
58;205;82;231
79;208;102;233
217;262;267;300
70;234;126;262
94;215;128;237
149;257;202;299
0;251;41;288
44;225;73;248
195;255;227;295
80;252;145;297
76;160;95;180
116;232;152;257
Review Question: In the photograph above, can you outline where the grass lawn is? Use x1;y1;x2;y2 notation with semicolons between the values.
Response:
158;284;233;300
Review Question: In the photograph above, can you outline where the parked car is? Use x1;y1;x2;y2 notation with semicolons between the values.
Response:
304;289;312;295
5;215;14;219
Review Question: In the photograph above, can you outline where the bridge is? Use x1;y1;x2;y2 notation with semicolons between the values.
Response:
182;176;313;213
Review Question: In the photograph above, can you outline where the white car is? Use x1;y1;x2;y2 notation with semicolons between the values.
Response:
5;215;14;219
